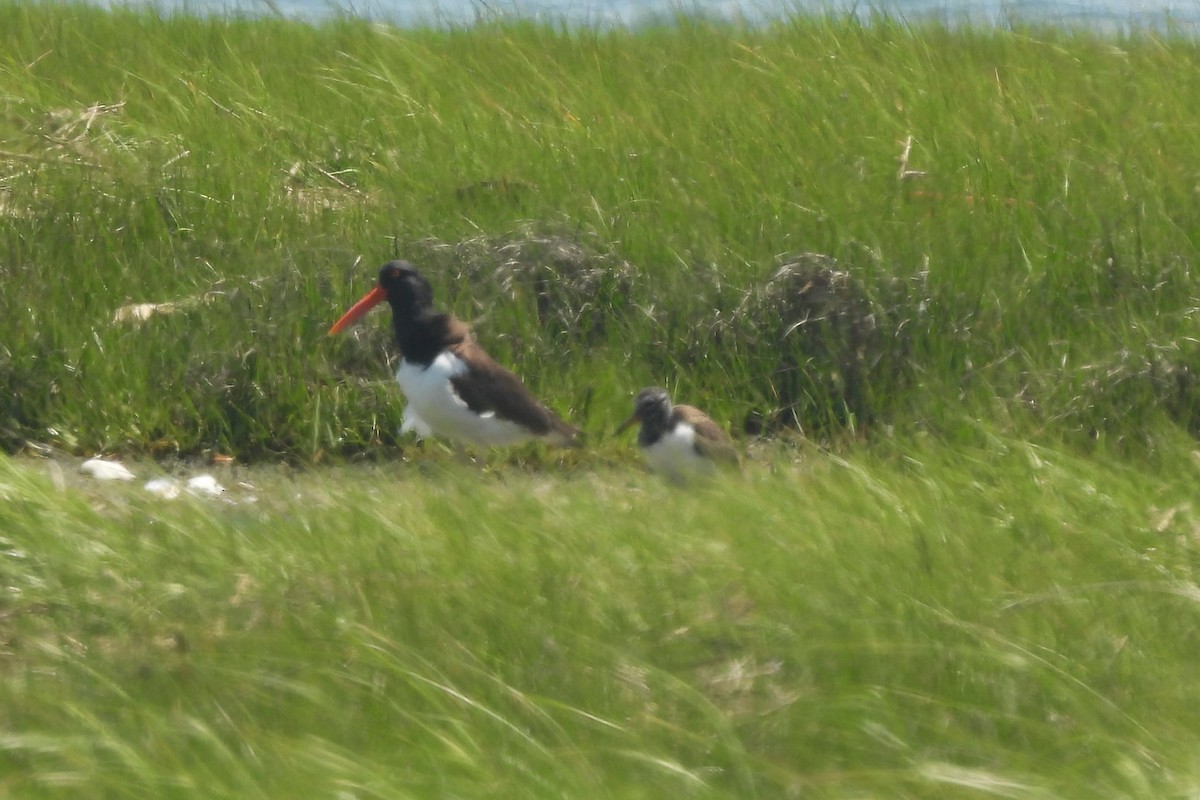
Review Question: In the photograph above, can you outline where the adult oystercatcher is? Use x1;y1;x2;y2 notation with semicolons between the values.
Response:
329;261;581;448
617;387;738;481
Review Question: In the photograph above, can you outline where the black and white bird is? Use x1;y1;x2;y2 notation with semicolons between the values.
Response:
616;387;738;481
329;261;581;449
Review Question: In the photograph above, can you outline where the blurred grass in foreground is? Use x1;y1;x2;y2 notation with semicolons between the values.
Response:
3;430;1200;797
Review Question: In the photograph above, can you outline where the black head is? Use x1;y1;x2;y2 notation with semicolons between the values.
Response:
632;387;672;425
378;260;435;315
328;260;440;338
616;386;674;442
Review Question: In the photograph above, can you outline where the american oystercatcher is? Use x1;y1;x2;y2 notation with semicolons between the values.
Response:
329;261;581;449
616;387;738;480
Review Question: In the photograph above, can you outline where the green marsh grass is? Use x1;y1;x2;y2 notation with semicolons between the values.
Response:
2;4;1200;454
4;435;1200;797
3;7;1200;795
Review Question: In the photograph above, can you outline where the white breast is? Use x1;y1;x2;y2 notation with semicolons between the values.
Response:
395;353;536;447
642;423;715;480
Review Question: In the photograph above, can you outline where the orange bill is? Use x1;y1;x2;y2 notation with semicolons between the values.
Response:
328;286;387;335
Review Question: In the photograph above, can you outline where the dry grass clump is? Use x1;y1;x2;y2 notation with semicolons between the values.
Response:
1058;348;1200;439
33;101;126;163
410;223;641;343
283;156;378;218
712;252;926;434
0;102;128;219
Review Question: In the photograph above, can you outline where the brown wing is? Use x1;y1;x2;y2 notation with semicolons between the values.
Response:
674;405;739;464
447;338;581;446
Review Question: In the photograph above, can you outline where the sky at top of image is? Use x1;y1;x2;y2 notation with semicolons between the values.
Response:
96;0;1200;34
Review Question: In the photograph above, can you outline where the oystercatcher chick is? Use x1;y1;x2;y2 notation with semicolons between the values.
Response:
329;261;581;449
617;387;738;481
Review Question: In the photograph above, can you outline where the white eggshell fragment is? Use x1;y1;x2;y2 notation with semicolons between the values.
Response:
143;478;182;499
80;458;135;481
185;475;226;497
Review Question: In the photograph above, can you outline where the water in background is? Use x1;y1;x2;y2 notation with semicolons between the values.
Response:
106;0;1200;33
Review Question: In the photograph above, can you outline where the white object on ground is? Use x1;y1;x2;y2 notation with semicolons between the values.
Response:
80;458;135;481
143;474;226;499
111;292;224;326
143;478;182;499
185;475;225;496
